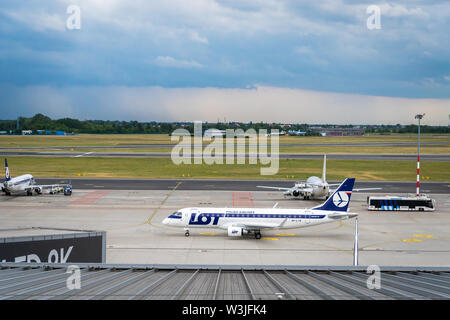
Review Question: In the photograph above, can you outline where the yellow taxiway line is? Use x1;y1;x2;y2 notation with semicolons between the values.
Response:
147;182;183;228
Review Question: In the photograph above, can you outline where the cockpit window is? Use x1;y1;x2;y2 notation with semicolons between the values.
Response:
169;211;182;219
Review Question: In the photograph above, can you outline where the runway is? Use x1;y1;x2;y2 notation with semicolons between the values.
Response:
1;140;449;150
30;178;450;194
2;151;450;161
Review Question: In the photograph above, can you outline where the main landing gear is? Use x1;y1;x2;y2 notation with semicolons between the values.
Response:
254;231;262;239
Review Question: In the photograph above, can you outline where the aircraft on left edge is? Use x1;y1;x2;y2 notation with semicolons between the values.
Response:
0;158;72;196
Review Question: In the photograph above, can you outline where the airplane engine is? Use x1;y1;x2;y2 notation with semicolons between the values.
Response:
292;190;300;197
34;187;42;194
227;226;247;237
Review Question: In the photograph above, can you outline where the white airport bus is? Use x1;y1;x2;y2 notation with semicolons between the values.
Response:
367;195;435;212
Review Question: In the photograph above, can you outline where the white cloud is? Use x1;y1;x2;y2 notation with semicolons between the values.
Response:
153;56;202;68
188;30;208;44
293;46;329;67
379;3;428;18
3;8;66;32
294;46;313;55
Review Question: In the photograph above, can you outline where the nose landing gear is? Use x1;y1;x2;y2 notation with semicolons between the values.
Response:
184;228;190;237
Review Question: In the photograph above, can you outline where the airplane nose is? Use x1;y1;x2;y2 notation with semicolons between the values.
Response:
162;218;170;225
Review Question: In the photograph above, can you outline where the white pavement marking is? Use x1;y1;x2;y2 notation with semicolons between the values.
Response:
74;152;93;158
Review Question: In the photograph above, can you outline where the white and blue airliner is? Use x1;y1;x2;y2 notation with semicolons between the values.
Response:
1;158;72;196
163;178;357;239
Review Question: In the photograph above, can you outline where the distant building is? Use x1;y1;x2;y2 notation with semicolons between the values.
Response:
21;130;32;135
310;127;365;137
36;130;66;135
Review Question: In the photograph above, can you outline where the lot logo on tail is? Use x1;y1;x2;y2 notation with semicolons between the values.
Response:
312;178;355;212
333;192;349;208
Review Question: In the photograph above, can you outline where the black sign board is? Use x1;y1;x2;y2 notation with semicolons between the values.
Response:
0;234;105;263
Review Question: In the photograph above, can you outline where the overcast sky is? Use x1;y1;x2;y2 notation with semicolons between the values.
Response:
1;1;449;125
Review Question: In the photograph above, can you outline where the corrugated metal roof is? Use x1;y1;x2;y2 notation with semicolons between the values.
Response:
0;263;449;300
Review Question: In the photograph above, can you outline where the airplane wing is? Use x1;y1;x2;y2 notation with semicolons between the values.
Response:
257;185;314;197
328;212;358;220
256;186;292;191
329;187;382;193
353;187;382;192
233;218;288;230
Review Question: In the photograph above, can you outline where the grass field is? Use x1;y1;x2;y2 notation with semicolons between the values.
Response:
0;134;173;147
3;156;450;181
1;133;449;146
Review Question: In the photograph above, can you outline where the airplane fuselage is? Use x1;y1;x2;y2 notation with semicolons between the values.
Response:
289;176;330;199
163;207;351;231
2;174;35;194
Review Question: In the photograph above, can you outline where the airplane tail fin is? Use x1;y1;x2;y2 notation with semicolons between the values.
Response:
312;178;355;212
322;154;326;183
5;158;11;181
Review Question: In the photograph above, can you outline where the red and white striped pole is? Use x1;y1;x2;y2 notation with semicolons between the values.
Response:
415;113;425;197
416;155;420;196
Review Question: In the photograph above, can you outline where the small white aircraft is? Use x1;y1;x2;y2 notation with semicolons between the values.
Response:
257;154;380;200
1;158;72;196
265;131;285;137
163;178;358;239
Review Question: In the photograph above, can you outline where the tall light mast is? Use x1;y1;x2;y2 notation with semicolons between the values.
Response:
414;113;425;197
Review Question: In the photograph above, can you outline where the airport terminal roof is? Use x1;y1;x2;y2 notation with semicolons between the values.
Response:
0;227;101;238
0;263;449;300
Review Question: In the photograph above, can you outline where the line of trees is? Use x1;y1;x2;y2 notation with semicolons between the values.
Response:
365;124;450;134
0;114;449;134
